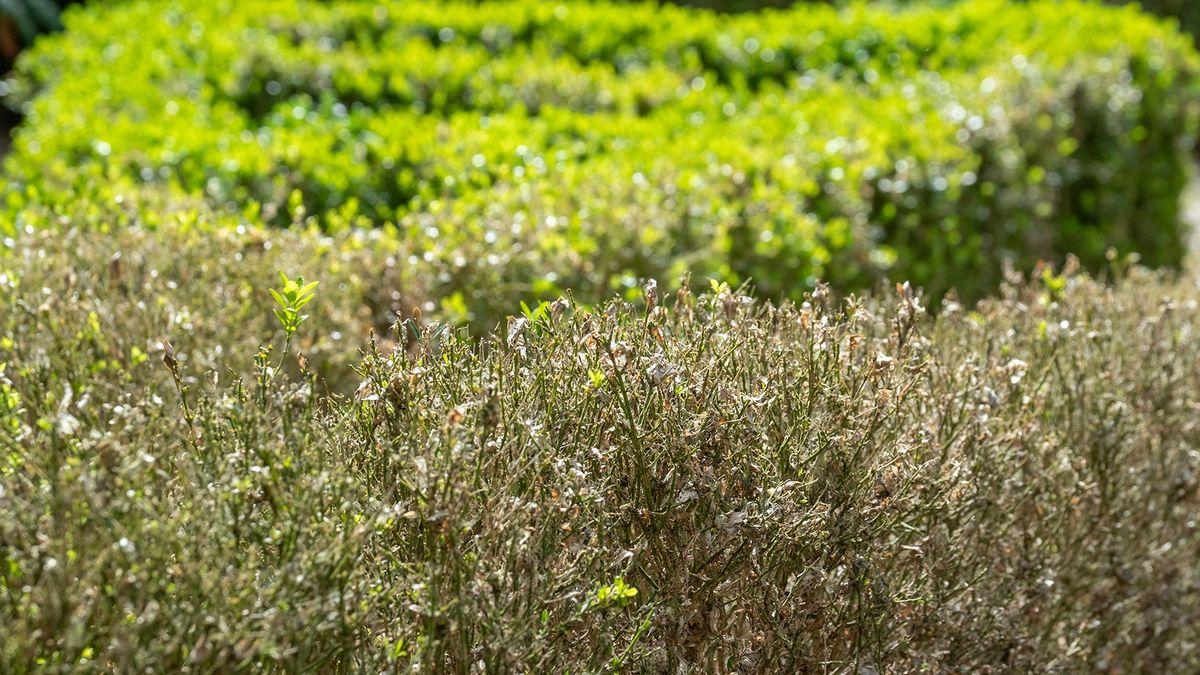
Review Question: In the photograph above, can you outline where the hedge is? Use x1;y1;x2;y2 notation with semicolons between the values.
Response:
656;1;1199;41
5;0;1199;329
1115;0;1200;41
2;225;1199;670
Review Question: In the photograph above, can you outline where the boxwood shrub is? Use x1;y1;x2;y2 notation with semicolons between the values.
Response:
1115;0;1200;41
2;225;1199;670
657;0;1198;42
5;0;1199;328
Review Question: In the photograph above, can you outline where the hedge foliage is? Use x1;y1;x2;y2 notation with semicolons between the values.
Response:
659;1;1199;42
1120;0;1200;41
5;0;1199;329
2;226;1199;671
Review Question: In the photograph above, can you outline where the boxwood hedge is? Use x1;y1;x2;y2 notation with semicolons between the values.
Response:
4;0;1199;328
661;1;1198;42
1115;1;1200;41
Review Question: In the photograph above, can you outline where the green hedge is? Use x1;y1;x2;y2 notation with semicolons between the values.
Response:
5;0;1199;328
3;225;1200;670
657;1;1199;40
653;0;805;10
1120;0;1200;40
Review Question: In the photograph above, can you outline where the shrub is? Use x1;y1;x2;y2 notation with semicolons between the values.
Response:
651;0;806;11
0;225;426;393
1111;0;1200;41
652;0;1199;43
4;0;1198;330
3;225;1199;670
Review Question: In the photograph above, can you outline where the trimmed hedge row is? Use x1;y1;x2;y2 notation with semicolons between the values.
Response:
1115;0;1200;41
2;225;1199;670
5;0;1199;328
659;1;1198;41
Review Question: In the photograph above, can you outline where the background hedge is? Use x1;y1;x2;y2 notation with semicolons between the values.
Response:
659;0;1199;41
5;0;1198;330
1126;0;1200;41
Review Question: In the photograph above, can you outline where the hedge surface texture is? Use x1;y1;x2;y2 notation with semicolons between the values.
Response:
1;226;1199;671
